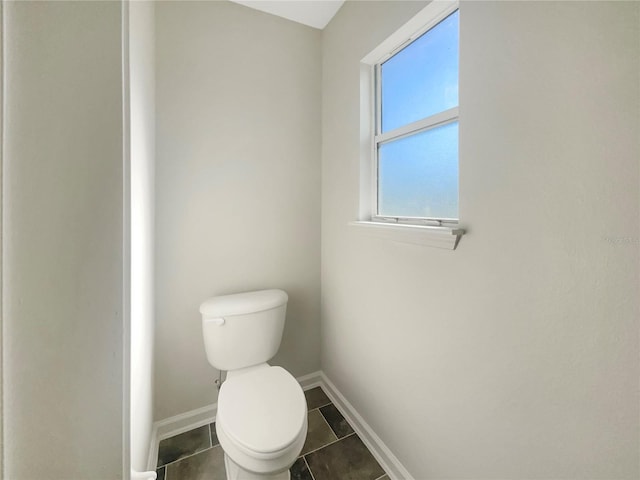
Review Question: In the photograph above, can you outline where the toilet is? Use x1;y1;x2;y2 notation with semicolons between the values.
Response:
200;289;307;480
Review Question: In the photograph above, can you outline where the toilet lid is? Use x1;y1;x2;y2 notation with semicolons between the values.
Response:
217;366;307;454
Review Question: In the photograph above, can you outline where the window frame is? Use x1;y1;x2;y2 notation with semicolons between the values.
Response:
369;3;460;227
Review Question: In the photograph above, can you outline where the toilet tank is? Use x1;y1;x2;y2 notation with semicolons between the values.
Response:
200;289;288;371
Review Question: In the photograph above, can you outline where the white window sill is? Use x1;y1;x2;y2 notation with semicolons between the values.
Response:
348;221;465;250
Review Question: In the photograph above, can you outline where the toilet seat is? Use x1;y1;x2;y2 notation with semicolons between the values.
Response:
217;366;307;457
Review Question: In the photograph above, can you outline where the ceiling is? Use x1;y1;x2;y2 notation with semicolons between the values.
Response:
229;0;345;30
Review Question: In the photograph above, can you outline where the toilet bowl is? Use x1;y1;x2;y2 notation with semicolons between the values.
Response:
200;290;307;480
216;365;307;480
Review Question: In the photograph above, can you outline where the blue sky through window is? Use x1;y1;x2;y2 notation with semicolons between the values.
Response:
381;10;459;133
379;121;459;219
377;10;459;219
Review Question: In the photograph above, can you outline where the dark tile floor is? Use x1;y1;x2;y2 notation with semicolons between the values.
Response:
156;386;389;480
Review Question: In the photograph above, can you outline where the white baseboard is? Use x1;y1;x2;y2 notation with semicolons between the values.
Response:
147;369;413;480
146;402;218;470
156;402;218;440
319;373;415;480
296;370;323;390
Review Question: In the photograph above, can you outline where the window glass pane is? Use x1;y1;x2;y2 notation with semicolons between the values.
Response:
378;121;458;219
380;10;458;133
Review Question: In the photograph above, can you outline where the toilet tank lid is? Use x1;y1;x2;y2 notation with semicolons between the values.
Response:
200;289;288;318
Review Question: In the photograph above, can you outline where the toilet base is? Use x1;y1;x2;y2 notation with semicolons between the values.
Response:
224;452;291;480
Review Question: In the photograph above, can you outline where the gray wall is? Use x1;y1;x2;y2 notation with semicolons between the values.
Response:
3;1;124;478
321;1;639;479
129;0;156;473
155;1;321;420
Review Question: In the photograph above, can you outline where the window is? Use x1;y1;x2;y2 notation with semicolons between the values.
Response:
366;4;460;227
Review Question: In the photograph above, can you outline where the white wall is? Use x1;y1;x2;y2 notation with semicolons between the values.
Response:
154;1;321;420
129;0;156;473
3;1;125;478
321;1;639;479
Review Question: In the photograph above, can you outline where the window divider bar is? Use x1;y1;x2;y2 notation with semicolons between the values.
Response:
375;64;382;136
375;106;458;145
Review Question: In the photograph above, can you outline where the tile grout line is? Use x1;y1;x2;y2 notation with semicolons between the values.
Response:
316;405;339;443
302;431;356;457
320;403;357;442
309;394;386;477
312;400;333;411
303;455;317;480
157;424;215;470
306;400;332;415
317;402;353;440
158;444;214;470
